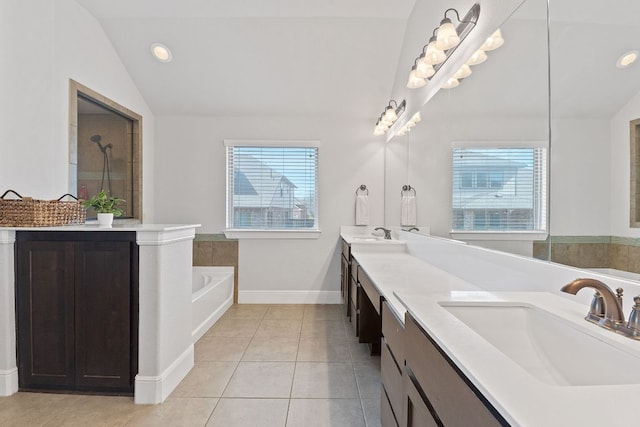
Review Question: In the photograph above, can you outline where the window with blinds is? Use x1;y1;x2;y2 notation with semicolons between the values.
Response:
226;144;319;231
452;146;547;232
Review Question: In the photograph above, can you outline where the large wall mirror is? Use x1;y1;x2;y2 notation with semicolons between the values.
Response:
383;0;640;274
384;0;548;256
69;80;143;220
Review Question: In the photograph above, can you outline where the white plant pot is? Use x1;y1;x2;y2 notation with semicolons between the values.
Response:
97;213;114;227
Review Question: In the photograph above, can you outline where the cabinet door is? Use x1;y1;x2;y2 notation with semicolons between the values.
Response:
74;241;132;391
341;254;350;317
403;371;439;427
405;314;506;426
16;241;75;390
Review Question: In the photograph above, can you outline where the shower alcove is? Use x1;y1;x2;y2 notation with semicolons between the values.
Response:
69;80;142;220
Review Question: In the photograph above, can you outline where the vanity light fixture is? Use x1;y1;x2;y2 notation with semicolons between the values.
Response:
616;50;639;68
150;42;173;63
396;112;422;136
441;77;460;89
465;49;488;66
480;29;504;51
374;100;406;136
405;4;480;90
432;27;505;91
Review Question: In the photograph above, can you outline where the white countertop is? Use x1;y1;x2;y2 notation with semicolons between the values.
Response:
0;223;201;232
395;291;640;427
349;247;480;320
343;230;640;426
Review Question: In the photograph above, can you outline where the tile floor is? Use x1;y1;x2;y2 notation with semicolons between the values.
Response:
0;304;382;427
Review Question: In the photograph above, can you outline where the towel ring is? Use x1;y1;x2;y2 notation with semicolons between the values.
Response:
401;185;416;196
356;184;369;195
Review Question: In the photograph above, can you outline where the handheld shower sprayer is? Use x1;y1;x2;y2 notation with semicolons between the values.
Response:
89;134;113;196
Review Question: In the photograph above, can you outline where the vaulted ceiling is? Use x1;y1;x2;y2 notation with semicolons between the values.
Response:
75;0;640;121
75;0;415;119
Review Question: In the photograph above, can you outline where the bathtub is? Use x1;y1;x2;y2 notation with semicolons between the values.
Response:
192;266;234;341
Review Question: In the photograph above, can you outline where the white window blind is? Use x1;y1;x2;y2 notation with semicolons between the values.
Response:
452;147;547;232
226;145;318;231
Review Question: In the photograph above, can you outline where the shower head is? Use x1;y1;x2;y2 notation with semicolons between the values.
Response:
90;135;102;143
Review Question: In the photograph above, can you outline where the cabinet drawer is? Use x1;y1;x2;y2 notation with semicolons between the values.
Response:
350;276;358;308
381;388;399;427
350;302;358;336
341;239;350;259
381;339;402;423
351;258;359;281
405;314;505;427
403;371;439;427
358;268;381;315
382;301;404;364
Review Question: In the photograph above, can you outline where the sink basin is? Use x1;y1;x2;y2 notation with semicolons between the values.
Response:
351;236;383;241
441;303;640;386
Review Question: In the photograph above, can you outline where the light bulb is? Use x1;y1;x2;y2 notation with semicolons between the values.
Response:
411;112;421;123
383;106;397;122
415;54;435;79
453;64;472;80
407;66;426;89
435;18;460;50
373;127;385;136
481;29;504;51
466;49;487;66
441;77;459;89
424;37;446;65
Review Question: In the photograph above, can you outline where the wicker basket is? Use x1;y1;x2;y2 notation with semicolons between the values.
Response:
0;190;86;227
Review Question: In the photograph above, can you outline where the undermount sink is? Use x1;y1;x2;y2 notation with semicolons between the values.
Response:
441;302;640;386
351;236;384;241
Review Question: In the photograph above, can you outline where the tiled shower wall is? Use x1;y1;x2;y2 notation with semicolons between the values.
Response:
533;236;640;273
193;234;239;302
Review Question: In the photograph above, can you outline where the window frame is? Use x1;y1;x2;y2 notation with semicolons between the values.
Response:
223;139;321;239
450;141;549;241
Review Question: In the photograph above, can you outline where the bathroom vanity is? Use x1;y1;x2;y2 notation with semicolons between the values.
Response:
342;228;640;426
0;223;199;404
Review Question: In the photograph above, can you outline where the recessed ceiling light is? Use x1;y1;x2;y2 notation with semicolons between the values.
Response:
150;43;172;63
616;50;638;68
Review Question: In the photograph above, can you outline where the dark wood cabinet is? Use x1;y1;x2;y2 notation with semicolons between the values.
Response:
403;313;508;427
357;268;381;355
15;232;138;395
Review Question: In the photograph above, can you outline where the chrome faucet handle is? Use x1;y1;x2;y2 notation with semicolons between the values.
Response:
589;292;605;318
627;296;640;332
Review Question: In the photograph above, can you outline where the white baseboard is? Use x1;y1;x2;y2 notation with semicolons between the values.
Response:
0;368;18;396
134;344;194;404
238;290;342;304
192;296;233;342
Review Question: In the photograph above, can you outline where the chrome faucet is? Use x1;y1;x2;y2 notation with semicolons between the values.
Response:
561;278;640;339
374;227;392;240
561;278;625;329
407;227;419;232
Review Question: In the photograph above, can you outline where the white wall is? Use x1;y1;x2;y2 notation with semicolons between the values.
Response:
154;116;385;300
0;0;155;220
611;90;640;237
550;118;611;236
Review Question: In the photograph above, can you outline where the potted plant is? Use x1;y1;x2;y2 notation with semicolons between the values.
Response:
82;190;125;226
